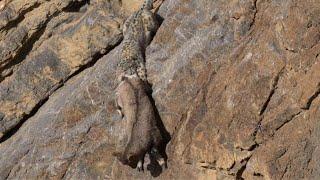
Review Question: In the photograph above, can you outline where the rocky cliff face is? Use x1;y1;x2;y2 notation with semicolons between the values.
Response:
0;0;319;179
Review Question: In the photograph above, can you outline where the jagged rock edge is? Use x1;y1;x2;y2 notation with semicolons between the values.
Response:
0;2;41;32
0;0;89;82
0;32;123;144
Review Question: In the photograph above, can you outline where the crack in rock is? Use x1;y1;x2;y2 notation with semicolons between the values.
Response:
0;0;91;82
275;111;302;132
259;66;285;115
302;85;320;110
0;42;120;143
0;2;41;33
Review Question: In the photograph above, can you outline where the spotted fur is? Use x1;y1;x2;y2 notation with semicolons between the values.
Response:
114;0;166;171
117;0;160;81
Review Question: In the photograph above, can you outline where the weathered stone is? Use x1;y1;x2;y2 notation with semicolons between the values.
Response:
0;0;319;179
0;0;123;137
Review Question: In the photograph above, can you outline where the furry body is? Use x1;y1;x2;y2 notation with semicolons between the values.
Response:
114;0;166;171
115;76;165;170
117;0;159;81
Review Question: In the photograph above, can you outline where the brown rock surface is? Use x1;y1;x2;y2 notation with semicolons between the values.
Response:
0;0;319;179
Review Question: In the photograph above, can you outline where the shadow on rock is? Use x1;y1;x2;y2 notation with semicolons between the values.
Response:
146;82;171;177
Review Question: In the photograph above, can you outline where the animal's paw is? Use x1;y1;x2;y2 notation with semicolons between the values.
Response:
137;160;144;172
158;158;167;169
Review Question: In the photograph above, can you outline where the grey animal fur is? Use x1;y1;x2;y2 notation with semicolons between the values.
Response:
116;0;161;81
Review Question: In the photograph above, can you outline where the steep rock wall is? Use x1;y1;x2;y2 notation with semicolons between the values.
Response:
0;0;319;179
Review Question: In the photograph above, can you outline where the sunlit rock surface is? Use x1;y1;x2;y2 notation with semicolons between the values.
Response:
0;0;319;179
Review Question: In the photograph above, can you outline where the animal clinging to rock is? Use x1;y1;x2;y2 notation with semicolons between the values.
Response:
114;76;166;171
117;0;162;82
113;0;167;171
